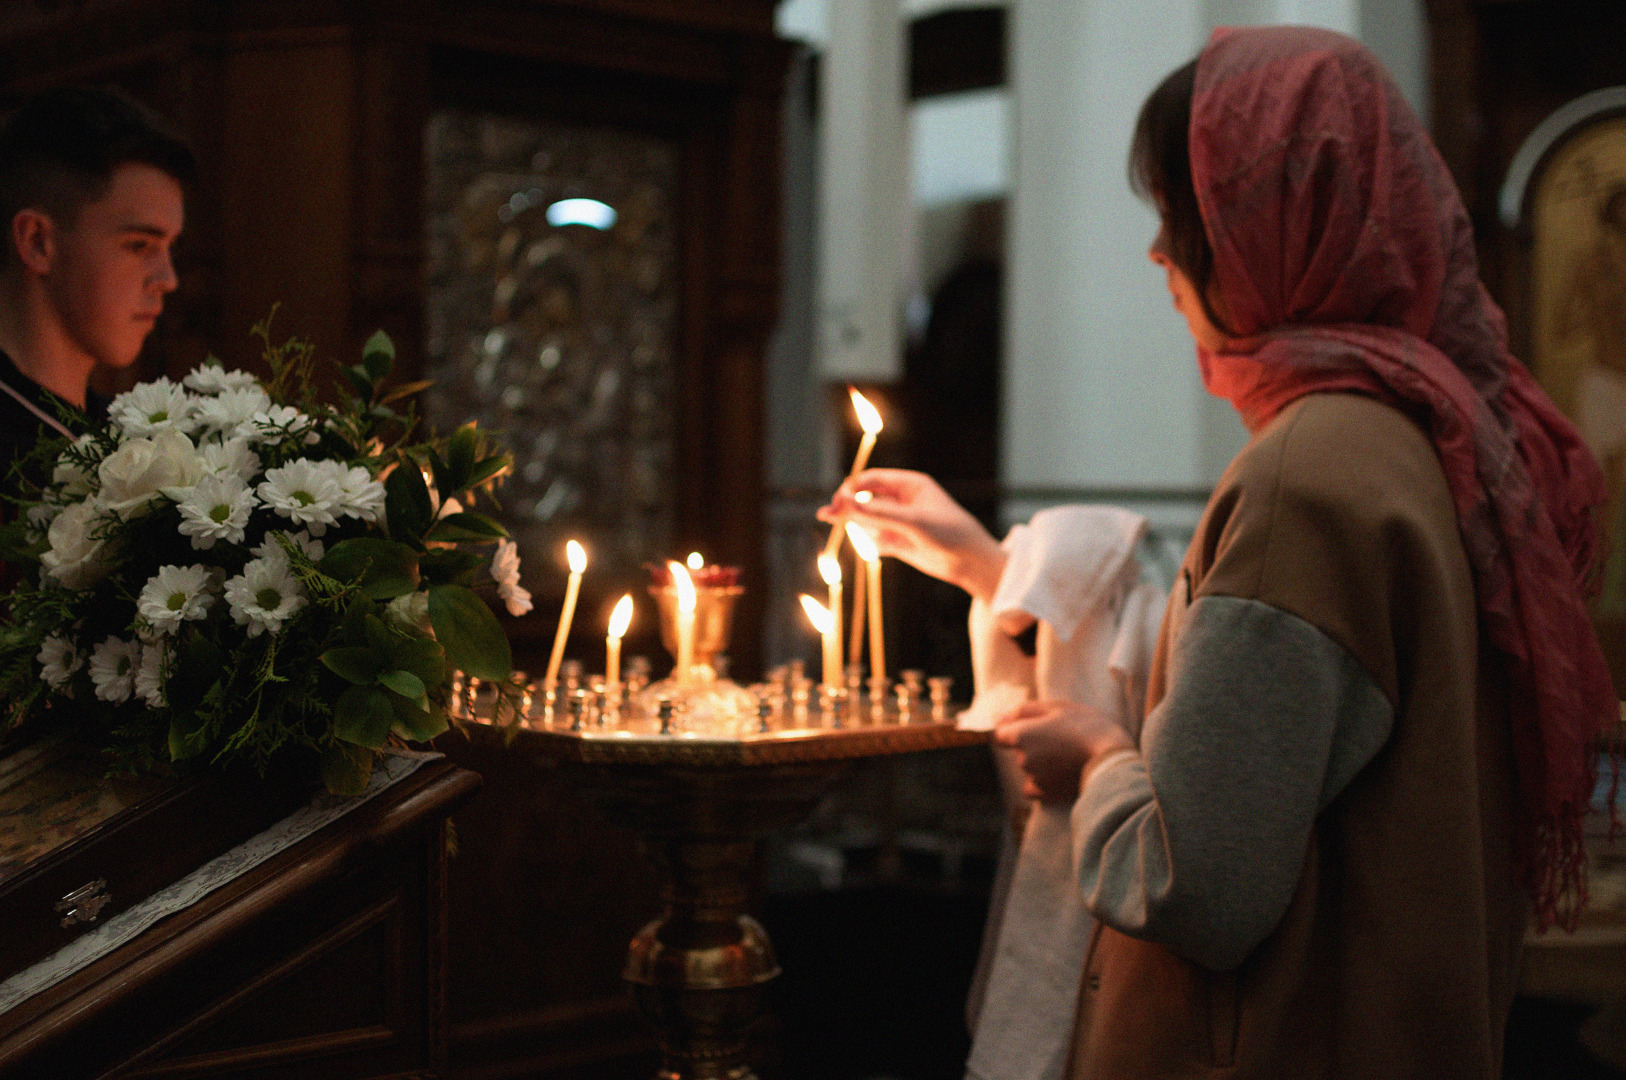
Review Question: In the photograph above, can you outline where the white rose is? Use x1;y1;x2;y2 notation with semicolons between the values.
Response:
97;430;203;519
41;500;110;589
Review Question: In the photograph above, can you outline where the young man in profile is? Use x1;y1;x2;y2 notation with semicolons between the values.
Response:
0;86;193;482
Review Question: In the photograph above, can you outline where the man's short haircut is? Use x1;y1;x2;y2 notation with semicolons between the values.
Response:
0;86;195;262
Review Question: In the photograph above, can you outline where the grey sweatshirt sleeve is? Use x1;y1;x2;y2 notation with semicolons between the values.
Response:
1070;594;1394;971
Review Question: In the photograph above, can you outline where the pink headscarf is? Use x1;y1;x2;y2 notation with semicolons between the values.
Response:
1190;25;1613;929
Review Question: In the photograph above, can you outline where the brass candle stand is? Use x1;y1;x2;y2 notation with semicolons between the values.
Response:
471;698;986;1080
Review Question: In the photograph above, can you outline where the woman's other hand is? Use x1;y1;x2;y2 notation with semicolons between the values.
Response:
818;468;1007;602
993;700;1134;804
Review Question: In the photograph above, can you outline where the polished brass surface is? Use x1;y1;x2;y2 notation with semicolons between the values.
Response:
504;718;988;1080
650;585;745;675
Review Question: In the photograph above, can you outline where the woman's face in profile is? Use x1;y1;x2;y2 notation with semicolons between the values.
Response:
1149;226;1227;352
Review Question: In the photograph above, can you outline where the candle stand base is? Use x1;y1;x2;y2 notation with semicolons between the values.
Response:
504;718;987;1080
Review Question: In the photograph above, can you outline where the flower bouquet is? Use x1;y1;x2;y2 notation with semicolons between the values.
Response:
0;320;529;794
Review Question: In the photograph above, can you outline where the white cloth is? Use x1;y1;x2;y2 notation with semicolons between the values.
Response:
961;506;1163;1080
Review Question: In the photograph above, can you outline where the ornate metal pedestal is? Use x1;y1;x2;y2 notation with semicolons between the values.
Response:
515;719;987;1080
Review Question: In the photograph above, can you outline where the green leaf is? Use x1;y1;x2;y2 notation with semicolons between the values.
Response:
378;668;426;701
389;695;448;742
339;365;372;402
362;614;397;654
321;645;386;685
419;548;485;587
168;711;211;762
427;583;512;681
463;454;511;492
321;742;372;795
384;459;433;544
362;329;396;382
425;512;510;544
380;378;435;405
340;597;380;645
387;635;446;687
446;423;478;492
333;685;395;748
320;538;421;600
426;447;451;501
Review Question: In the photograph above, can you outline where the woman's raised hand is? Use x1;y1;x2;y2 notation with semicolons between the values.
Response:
817;468;1007;602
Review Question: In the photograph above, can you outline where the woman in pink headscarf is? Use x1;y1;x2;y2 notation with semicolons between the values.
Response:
823;25;1614;1077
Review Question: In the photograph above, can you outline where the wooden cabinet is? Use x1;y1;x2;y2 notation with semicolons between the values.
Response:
0;759;479;1078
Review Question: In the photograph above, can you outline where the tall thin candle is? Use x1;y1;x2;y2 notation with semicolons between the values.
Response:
821;388;884;559
606;594;633;688
799;594;838;691
847;551;866;668
670;561;696;685
544;540;588;688
846;523;885;682
817;555;843;688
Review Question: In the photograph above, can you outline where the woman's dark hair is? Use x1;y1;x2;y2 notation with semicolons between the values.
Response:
1129;59;1214;302
0;86;196;263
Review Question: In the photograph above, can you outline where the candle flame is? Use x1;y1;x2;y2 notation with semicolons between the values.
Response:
608;594;633;638
850;387;883;434
670;561;697;613
845;521;879;563
686;551;704;570
818;554;842;586
853;489;873;504
799;593;834;635
566;539;588;574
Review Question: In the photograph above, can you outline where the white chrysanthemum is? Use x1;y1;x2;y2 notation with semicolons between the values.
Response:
108;378;197;438
88;636;141;703
334;465;386;523
174;474;254;550
489;539;533;616
224;556;307;637
134;640;166;708
252;530;324;565
183;363;260;395
137;564;216;635
37;634;82;690
198;438;261;483
257;459;342;535
239;404;320;446
193;386;272;439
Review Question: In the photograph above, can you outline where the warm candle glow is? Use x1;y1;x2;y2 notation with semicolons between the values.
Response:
799;593;833;635
670;561;696;684
605;593;633;689
845;521;879;563
686;551;704;571
800;593;840;692
850;387;883;435
818;554;844;689
545;540;589;689
821;390;886;560
608;593;634;639
854;489;873;504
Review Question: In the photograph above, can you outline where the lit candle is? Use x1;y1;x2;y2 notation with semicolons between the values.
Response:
606;594;633;689
818;554;843;685
670;561;696;684
846;522;885;683
821;388;885;559
687;551;705;571
799;594;838;691
544;540;588;689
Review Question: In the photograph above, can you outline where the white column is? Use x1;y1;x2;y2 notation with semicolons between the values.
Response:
1004;0;1209;501
815;0;910;383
